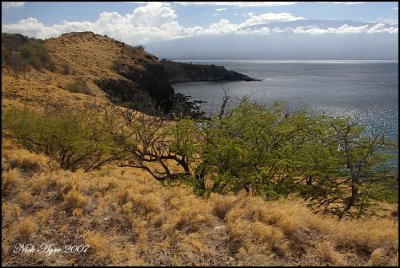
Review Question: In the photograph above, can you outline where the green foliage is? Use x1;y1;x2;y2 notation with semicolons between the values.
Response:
168;118;201;161
3;95;395;217
329;117;396;218
63;77;92;95
188;99;397;217
20;41;50;69
2;50;32;79
199;101;338;197
2;105;123;172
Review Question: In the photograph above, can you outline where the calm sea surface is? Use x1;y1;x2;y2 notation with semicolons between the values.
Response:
173;60;398;145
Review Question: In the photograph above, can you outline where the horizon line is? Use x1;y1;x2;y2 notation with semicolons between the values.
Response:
172;59;398;62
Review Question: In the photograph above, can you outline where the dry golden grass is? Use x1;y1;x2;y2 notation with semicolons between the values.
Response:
317;241;345;265
4;149;47;175
11;217;37;243
2;202;21;227
2;169;21;196
1;139;398;266
208;193;238;221
368;248;388;266
62;187;89;212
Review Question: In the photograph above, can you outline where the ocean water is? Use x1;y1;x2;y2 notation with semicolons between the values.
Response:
172;60;398;146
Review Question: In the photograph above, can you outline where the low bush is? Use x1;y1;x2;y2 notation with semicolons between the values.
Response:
20;41;50;69
63;76;92;95
2;105;123;172
2;50;32;79
60;62;72;74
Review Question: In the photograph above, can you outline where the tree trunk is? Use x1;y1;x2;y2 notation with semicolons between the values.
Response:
339;180;358;219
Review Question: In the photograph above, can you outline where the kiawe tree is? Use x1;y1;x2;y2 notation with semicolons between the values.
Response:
330;118;396;219
5;91;394;218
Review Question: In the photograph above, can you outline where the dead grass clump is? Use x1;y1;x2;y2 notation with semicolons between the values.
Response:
116;190;162;219
2;202;21;227
332;219;398;253
94;177;118;196
55;174;80;199
171;206;214;234
116;190;131;206
30;174;51;196
162;187;192;210
130;193;162;216
130;216;148;244
317;241;345;265
16;191;34;207
306;212;336;234
72;208;85;220
253;200;303;235
35;208;54;224
367;248;388;266
84;231;115;264
5;149;47;175
208;193;237;221
2;169;21;196
252;222;287;252
226;217;288;257
12;217;37;242
226;219;249;254
180;232;206;253
63;187;89;212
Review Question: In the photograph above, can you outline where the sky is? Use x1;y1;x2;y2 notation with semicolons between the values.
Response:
2;1;398;59
2;2;398;42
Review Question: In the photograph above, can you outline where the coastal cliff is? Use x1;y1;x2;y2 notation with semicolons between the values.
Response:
161;59;258;83
2;32;257;114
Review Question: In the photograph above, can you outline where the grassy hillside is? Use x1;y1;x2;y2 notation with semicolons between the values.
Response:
2;32;174;113
1;32;398;266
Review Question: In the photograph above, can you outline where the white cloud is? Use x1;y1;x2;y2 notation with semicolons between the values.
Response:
289;23;398;34
242;12;306;27
1;3;397;45
2;3;202;44
2;2;25;9
366;23;398;34
393;7;398;10
174;2;297;7
374;18;398;25
204;19;238;34
2;17;60;37
200;13;306;35
215;8;227;12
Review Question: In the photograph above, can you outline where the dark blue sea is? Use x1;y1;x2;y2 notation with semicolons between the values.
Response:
172;60;398;166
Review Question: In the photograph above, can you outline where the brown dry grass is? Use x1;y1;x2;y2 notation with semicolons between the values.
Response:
1;139;397;266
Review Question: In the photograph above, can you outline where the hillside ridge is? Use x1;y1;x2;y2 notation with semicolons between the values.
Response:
2;31;257;114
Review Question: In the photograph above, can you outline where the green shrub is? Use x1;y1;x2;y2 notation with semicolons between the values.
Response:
63;77;92;95
2;50;32;79
20;41;50;69
2;105;123;172
193;99;397;217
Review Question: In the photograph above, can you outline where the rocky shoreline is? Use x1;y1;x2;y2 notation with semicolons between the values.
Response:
161;60;260;84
